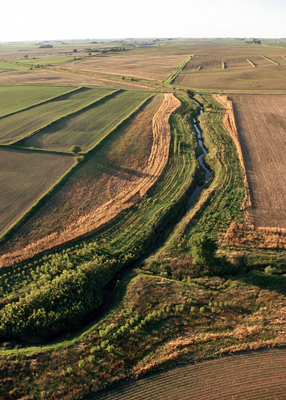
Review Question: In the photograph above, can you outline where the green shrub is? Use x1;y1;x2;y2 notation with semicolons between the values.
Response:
265;265;276;275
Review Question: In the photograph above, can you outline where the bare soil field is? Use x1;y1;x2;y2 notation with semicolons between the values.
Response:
94;348;286;400
0;94;181;266
0;148;74;236
60;53;190;80
230;94;286;228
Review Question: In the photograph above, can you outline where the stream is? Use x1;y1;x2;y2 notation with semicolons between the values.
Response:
27;98;211;346
89;98;211;328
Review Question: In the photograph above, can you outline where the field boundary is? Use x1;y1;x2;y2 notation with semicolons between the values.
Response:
0;86;82;120
163;55;194;84
9;89;120;147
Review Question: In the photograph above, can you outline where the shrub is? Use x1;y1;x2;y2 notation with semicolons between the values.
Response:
190;233;217;266
70;145;82;154
265;265;276;275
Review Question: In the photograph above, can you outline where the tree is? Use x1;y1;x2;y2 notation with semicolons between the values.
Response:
190;233;217;266
70;145;82;154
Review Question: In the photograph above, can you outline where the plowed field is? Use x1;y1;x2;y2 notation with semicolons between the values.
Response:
93;348;286;400
230;94;286;228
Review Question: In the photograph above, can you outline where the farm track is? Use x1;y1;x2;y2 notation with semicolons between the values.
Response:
0;94;180;266
92;348;286;400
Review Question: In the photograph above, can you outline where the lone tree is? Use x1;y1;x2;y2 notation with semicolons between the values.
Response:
190;233;217;266
70;145;82;154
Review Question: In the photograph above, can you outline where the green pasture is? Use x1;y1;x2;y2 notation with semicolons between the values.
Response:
0;61;29;71
0;85;75;118
26;90;152;152
0;87;115;144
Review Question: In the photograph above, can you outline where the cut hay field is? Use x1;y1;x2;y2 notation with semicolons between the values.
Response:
230;94;286;229
94;348;286;400
26;90;151;152
0;87;115;144
0;148;75;236
0;85;74;117
60;52;190;80
174;42;286;90
2;93;164;259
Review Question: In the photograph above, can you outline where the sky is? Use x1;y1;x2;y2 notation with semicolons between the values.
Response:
1;0;286;42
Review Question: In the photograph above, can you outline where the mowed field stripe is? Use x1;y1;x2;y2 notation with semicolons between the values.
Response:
93;348;286;400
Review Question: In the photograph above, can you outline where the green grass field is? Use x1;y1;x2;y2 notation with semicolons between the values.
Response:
26;90;152;152
0;61;29;72
0;85;75;117
0;87;115;144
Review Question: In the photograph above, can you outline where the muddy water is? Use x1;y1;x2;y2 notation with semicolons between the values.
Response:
187;100;210;210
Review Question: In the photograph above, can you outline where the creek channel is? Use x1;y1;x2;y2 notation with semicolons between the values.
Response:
34;98;211;345
78;98;211;332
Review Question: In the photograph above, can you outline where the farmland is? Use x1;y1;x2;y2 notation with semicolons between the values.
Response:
1;93;164;261
94;348;286;400
174;41;286;91
230;94;286;229
0;87;115;144
25;90;152;151
0;85;74;117
0;38;286;400
0;148;74;236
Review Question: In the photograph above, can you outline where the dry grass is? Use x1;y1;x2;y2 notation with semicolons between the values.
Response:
0;94;181;267
230;94;286;229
